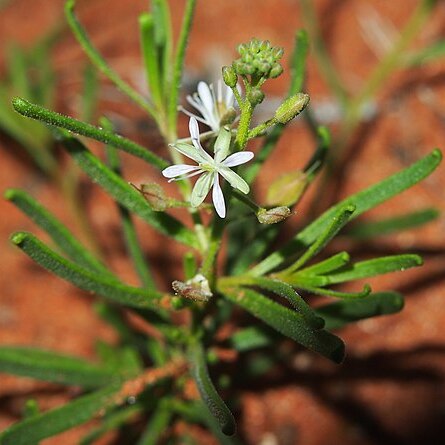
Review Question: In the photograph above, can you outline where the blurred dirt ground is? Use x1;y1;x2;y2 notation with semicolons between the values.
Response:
1;0;445;444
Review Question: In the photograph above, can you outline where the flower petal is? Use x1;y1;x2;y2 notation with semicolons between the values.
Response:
197;82;214;114
171;142;208;164
219;166;250;194
188;117;214;163
222;151;254;167
162;164;201;178
190;172;214;208
214;126;232;163
212;173;226;218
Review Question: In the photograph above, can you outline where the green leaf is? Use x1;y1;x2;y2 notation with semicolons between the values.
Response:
315;292;404;330
167;0;197;132
136;399;172;445
280;204;355;274
230;326;274;352
0;383;121;445
405;39;445;66
102;117;156;289
64;0;156;117
298;251;350;275
139;13;163;110
188;341;236;436
80;64;99;123
12;97;168;170
345;208;439;239
289;29;309;94
5;188;112;276
322;254;422;285
0;347;116;388
11;232;168;315
227;276;324;329
79;405;141;445
220;286;345;363
251;149;442;276
294;283;372;299
58;134;197;248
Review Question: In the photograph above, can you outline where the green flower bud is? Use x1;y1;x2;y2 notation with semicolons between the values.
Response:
222;66;238;88
274;93;310;124
247;88;265;105
257;206;292;224
269;63;284;78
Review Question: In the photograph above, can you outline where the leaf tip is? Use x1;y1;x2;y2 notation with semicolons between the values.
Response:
10;232;27;246
4;188;17;201
11;96;28;113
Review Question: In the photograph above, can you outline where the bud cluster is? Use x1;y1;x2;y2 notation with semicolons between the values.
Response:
233;38;284;79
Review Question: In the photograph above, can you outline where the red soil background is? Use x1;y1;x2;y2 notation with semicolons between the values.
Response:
1;0;445;444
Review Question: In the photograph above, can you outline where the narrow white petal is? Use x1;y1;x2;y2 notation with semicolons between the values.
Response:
178;107;209;125
171;142;207;164
190;172;214;207
187;118;214;163
197;82;214;114
222;151;254;167
168;168;204;182
212;173;226;218
224;85;234;108
219;166;250;194
162;164;200;178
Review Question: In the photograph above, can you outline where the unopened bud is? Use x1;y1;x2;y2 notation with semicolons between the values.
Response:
247;88;265;106
269;63;283;78
222;66;237;88
257;206;291;224
266;170;309;206
274;93;310;124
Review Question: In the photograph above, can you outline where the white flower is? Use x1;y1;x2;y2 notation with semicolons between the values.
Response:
180;80;237;132
162;117;254;218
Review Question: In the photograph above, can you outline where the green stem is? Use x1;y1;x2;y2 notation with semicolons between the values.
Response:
65;0;156;118
235;100;253;150
299;0;348;105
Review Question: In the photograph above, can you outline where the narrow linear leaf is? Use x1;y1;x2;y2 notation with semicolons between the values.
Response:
136;399;172;445
5;188;112;276
64;0;156;117
294;283;372;299
299;251;350;275
0;383;121;445
0;347;116;388
139;13;163;109
281;204;355;274
11;232;167;315
167;0;197;131
345;208;439;239
79;405;141;445
405;40;445;66
12;97;168;170
315;292;404;330
102;117;156;289
81;64;99;123
289;29;309;94
152;0;173;96
323;254;423;285
230;326;274;352
188;341;236;437
251;149;442;275
220;286;345;363
58;134;197;248
229;276;324;329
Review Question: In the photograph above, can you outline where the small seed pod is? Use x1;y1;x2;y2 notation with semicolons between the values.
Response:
257;206;292;224
274;93;310;124
172;274;212;302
